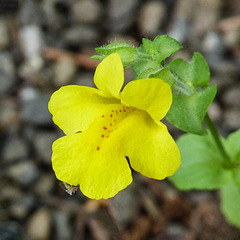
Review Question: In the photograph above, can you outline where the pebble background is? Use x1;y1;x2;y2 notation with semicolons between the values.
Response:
0;0;240;239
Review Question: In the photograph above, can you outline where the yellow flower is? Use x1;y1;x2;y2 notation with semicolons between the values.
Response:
49;53;180;199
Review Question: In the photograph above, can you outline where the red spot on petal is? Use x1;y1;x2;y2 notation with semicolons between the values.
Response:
103;126;107;130
110;123;112;126
120;110;122;112
97;146;100;150
112;110;114;112
102;115;104;117
101;135;104;138
123;110;126;112
110;114;113;117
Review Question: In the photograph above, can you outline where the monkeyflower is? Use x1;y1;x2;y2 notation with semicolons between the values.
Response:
49;53;180;199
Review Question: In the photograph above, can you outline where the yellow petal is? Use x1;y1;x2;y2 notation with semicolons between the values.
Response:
80;145;132;199
48;85;120;135
116;110;181;179
121;78;172;121
52;113;133;199
51;134;85;186
94;53;124;98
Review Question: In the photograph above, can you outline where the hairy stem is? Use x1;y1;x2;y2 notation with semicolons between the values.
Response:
205;113;232;167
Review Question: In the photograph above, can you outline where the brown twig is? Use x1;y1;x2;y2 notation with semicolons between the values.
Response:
42;47;99;70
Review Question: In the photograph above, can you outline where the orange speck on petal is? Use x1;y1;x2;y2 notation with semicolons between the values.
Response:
97;146;100;150
110;114;113;117
101;135;104;138
114;119;116;122
102;115;104;117
103;126;107;130
110;123;112;126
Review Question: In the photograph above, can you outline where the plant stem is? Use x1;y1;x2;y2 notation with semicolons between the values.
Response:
205;113;232;167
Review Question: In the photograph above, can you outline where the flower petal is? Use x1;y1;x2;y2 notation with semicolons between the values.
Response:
48;85;120;135
121;78;172;121
94;53;124;98
51;134;85;186
80;145;132;199
117;110;181;179
52;123;132;199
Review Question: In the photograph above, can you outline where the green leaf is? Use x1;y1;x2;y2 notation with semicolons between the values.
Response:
233;167;240;187
95;42;138;67
220;180;240;228
153;35;183;63
149;66;175;86
91;55;104;61
170;52;210;87
169;132;232;190
142;38;158;56
166;52;217;135
132;58;160;78
167;84;217;135
225;129;240;162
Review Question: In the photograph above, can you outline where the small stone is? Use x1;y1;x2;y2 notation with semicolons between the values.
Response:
108;0;139;32
0;98;18;130
192;0;222;36
19;0;43;25
20;91;52;126
202;32;224;62
7;160;39;186
20;25;44;62
0;52;16;95
207;101;222;122
33;130;58;164
63;25;100;45
53;58;77;87
110;187;135;230
0;222;23;240
2;136;29;162
10;195;35;219
138;1;166;37
76;72;95;88
34;173;55;196
72;0;103;23
26;208;52;240
53;211;71;240
0;18;9;49
223;108;240;130
223;85;240;107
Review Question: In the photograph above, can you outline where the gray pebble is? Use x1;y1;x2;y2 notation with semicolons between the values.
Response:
53;57;77;87
223;85;240;108
7;160;39;186
76;72;95;88
138;1;166;37
33;130;58;164
20;91;52;126
0;18;9;49
10;195;35;219
2;136;29;162
53;211;72;240
71;0;103;24
108;0;139;32
26;208;52;240
0;52;16;95
20;25;44;65
0;222;23;240
63;25;100;45
33;173;55;196
223;107;240;130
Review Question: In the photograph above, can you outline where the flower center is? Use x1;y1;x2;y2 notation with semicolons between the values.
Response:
96;105;134;151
